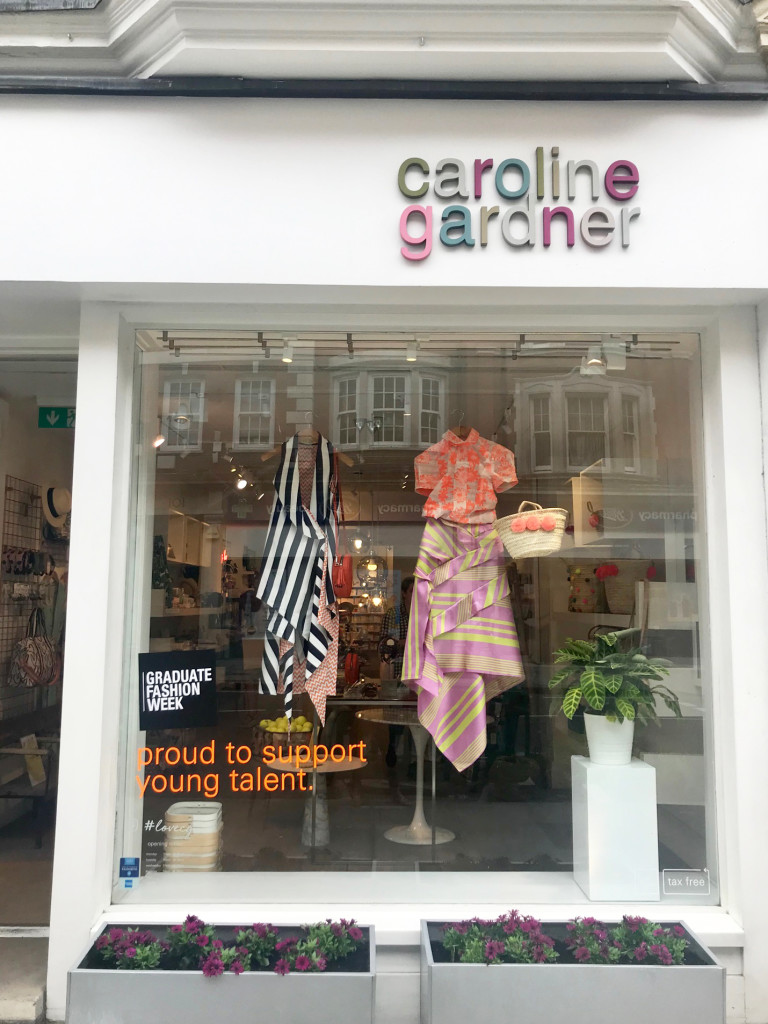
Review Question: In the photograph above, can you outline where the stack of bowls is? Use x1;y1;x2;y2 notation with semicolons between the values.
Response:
163;801;223;872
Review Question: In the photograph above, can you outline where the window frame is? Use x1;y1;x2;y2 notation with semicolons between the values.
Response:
161;378;206;453
231;376;276;451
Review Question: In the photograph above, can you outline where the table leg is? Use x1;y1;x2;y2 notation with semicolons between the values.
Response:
301;773;330;847
385;723;454;846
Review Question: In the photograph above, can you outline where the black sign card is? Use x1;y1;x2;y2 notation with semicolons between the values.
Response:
138;650;218;730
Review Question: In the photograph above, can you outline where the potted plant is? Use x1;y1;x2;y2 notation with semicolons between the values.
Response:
420;912;724;1024
548;631;681;764
67;916;375;1024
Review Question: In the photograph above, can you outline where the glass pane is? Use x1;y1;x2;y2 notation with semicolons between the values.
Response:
117;332;714;910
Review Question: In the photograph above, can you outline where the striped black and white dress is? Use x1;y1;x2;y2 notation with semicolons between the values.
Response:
256;434;339;723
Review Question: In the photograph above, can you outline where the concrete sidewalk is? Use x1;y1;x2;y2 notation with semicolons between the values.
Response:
0;938;46;1023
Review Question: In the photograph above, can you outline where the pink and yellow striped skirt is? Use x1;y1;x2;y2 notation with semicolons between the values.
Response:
402;517;525;772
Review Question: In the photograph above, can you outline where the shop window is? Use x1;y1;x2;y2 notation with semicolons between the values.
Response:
621;394;640;473
118;332;714;909
337;377;357;447
370;374;407;445
232;378;275;450
530;392;552;471
567;393;607;469
332;370;445;449
420;375;443;445
162;380;205;452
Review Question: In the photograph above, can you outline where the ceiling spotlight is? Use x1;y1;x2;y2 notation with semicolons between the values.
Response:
281;336;295;364
347;333;354;360
353;533;364;551
406;341;419;363
172;402;190;427
236;477;248;490
585;345;607;369
152;417;166;448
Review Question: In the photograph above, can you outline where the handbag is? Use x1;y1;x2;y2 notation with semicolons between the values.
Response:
331;454;354;598
8;608;62;688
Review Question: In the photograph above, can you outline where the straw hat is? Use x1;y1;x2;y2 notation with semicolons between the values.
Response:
43;487;72;528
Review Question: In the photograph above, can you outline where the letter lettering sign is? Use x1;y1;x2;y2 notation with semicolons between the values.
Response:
139;650;218;730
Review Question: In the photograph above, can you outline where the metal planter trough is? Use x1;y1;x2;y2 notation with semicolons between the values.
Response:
420;920;725;1024
67;925;375;1024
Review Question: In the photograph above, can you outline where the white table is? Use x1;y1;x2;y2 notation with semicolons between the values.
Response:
356;706;454;846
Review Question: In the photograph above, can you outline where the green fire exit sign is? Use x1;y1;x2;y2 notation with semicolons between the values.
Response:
38;407;76;429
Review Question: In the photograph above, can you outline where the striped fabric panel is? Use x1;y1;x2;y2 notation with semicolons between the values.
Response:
402;518;524;772
257;434;339;723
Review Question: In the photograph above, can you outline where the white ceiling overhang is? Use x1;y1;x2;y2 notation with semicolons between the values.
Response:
0;0;763;83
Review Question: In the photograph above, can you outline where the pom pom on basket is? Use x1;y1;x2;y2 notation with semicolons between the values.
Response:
494;501;568;559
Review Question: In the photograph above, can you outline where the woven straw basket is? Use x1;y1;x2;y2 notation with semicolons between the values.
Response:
495;501;568;559
603;560;649;614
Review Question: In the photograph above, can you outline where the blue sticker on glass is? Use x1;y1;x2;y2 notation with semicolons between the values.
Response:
119;857;140;879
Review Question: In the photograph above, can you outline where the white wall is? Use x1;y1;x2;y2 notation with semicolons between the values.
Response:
0;97;764;291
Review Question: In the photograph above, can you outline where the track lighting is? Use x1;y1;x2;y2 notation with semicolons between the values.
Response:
406;341;419;363
236;477;248;490
281;336;295;364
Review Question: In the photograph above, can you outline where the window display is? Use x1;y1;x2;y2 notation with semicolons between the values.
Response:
116;331;714;905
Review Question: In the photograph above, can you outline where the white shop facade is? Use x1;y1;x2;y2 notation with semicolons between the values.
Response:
0;94;766;1022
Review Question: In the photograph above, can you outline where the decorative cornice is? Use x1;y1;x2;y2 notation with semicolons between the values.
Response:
754;0;768;67
0;0;762;82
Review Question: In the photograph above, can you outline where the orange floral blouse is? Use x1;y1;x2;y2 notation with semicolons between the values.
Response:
415;429;518;524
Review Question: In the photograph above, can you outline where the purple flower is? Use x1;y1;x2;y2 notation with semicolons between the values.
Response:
185;917;201;935
484;940;505;962
274;959;291;976
574;946;591;963
595;930;607;942
196;935;210;948
212;940;223;951
96;935;110;950
170;925;183;934
565;923;575;932
673;926;686;938
520;920;534;933
635;945;648;962
653;928;665;937
124;947;137;959
109;929;124;942
331;924;344;938
252;924;270;939
230;960;244;975
201;955;224;978
276;938;297;952
348;927;363;942
294;955;312;972
315;956;327;972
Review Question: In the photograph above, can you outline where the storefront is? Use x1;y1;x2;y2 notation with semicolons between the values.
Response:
0;93;766;1022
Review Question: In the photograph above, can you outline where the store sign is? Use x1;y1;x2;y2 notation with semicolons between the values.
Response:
38;406;75;429
398;147;641;260
138;650;217;730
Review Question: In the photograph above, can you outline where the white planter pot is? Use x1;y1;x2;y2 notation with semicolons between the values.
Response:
67;925;375;1024
420;921;725;1024
584;713;634;765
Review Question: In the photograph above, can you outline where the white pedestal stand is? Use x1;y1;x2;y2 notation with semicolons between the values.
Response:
571;755;660;901
384;721;454;846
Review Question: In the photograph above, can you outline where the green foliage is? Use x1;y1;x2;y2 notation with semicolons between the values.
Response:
547;633;681;725
442;912;559;965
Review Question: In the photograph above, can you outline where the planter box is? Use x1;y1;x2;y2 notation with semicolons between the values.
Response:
420;920;724;1024
68;925;375;1024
